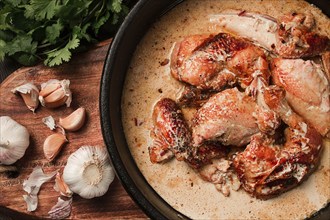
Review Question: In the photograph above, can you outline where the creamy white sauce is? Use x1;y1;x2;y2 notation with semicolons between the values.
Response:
121;0;330;219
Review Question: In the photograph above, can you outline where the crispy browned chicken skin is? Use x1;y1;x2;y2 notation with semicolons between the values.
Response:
233;86;323;199
170;33;270;94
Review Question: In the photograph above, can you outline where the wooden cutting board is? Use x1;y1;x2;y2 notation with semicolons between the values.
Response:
0;39;147;219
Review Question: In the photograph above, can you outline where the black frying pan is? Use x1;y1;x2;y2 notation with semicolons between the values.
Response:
100;0;329;219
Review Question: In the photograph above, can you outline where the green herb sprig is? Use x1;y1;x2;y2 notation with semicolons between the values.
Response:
0;0;129;67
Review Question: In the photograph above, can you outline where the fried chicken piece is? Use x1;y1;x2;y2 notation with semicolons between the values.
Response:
192;88;260;147
210;11;329;58
322;51;330;80
149;98;192;163
234;86;323;199
276;12;330;58
171;33;270;95
184;142;228;170
209;11;278;51
271;58;330;136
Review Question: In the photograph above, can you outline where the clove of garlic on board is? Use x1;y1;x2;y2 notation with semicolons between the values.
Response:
63;146;115;199
43;133;67;161
59;107;86;131
11;82;39;112
39;79;72;109
54;172;73;197
0;116;30;165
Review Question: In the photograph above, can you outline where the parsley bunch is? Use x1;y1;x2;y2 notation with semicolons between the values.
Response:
0;0;129;66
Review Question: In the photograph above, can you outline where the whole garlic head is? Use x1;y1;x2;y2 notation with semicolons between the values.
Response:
63;145;114;199
0;116;30;165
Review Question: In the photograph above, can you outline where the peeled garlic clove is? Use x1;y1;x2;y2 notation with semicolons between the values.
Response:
54;172;73;197
63;146;115;199
11;83;39;112
43;133;67;161
0;116;30;165
59;107;86;131
39;79;72;108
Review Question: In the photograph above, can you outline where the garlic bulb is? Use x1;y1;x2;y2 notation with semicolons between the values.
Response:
63;145;114;199
0;116;30;165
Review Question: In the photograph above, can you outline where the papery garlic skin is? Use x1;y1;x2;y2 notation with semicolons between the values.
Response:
22;166;57;212
63;145;115;199
48;197;72;219
0;116;30;165
42;116;56;130
11;82;39;112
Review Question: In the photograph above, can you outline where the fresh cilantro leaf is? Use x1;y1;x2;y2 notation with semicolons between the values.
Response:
0;30;14;41
0;39;6;60
13;52;38;66
73;24;94;42
3;0;24;7
1;0;131;66
46;20;63;44
6;34;37;56
10;10;41;32
44;34;80;67
109;0;123;13
111;14;120;25
24;0;60;21
93;11;110;35
55;0;92;22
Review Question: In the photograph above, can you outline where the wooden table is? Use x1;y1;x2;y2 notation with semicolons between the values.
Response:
0;40;147;219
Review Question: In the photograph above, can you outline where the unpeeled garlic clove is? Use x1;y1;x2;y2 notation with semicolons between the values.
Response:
39;79;72;109
54;172;73;197
59;107;86;131
11;83;39;112
43;133;67;161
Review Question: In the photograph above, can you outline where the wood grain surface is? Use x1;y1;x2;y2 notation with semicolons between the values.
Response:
0;39;147;219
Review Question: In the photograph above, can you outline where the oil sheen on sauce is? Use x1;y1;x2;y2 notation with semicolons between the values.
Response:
121;0;330;219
